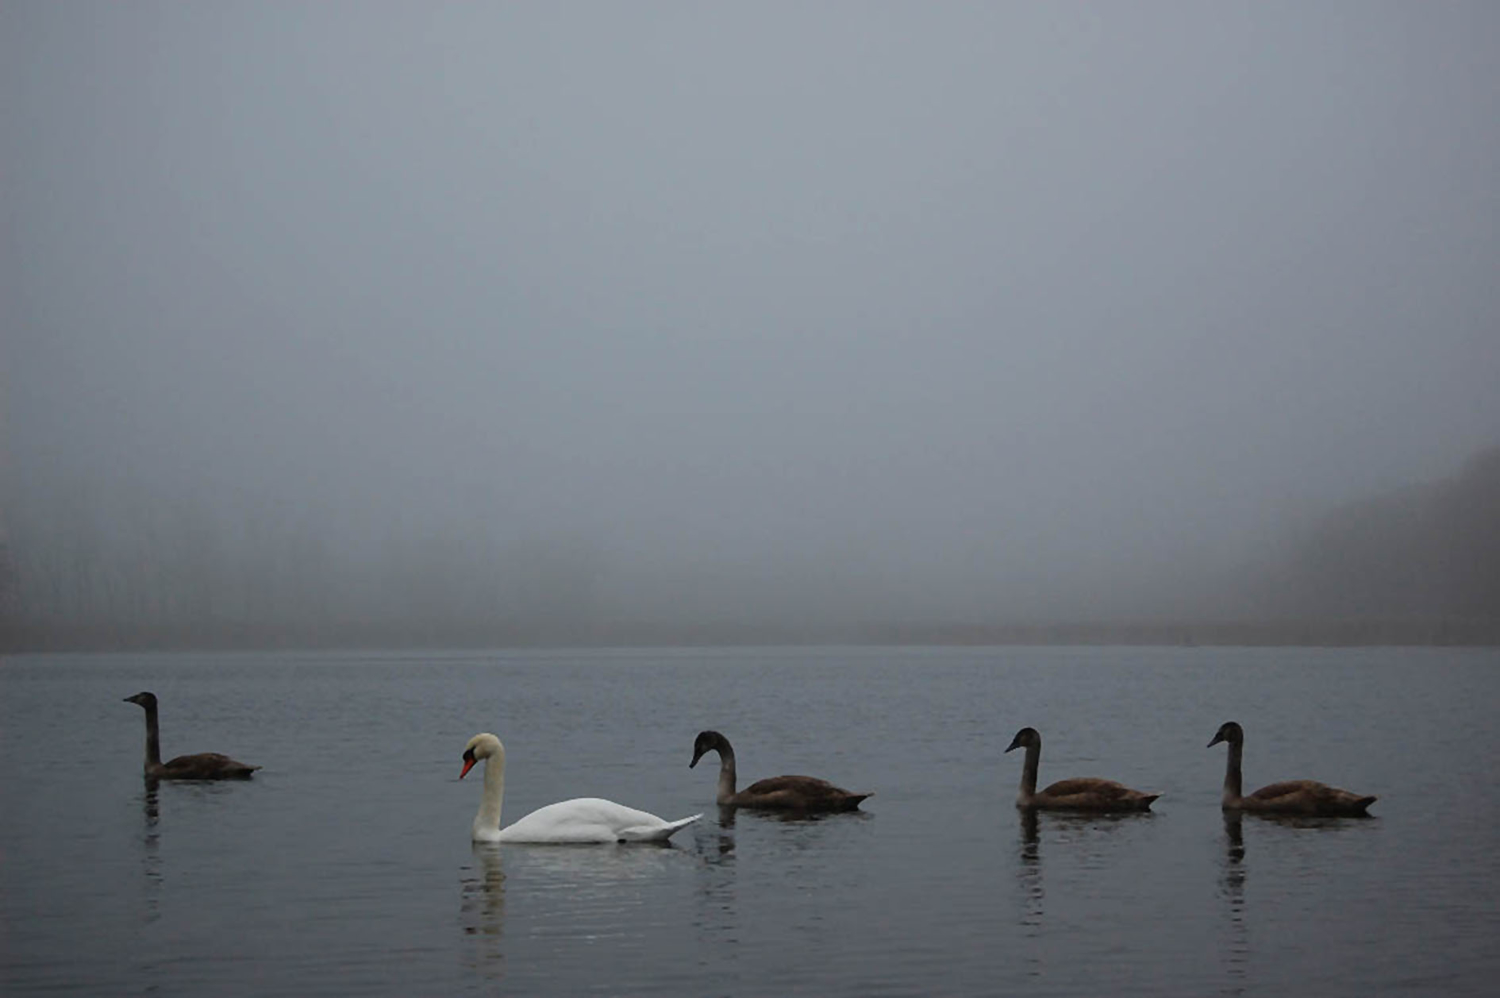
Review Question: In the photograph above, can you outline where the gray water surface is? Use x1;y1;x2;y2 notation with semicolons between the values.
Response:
3;646;1497;996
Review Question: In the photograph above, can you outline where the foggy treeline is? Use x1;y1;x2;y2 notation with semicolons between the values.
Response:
2;445;1495;650
1256;445;1500;620
0;494;603;638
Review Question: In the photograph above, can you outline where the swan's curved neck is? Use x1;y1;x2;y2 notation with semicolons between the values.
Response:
139;701;163;768
1018;742;1040;799
1222;740;1244;803
714;743;738;805
475;751;506;837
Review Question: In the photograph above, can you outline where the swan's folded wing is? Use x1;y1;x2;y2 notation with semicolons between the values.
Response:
618;813;702;842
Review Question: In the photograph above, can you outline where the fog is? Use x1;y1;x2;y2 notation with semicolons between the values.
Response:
3;2;1498;640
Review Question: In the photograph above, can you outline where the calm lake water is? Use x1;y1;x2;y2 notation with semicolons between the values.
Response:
2;645;1498;996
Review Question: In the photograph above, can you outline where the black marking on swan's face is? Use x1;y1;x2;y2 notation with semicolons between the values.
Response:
462;747;477;764
690;730;724;768
1005;727;1038;753
1208;721;1243;748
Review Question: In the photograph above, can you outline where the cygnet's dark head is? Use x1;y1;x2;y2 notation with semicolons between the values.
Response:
690;730;729;768
1005;727;1041;753
1207;721;1245;748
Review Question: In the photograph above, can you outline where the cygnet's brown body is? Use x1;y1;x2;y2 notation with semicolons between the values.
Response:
1208;721;1375;816
1005;727;1159;812
690;730;871;811
124;692;260;780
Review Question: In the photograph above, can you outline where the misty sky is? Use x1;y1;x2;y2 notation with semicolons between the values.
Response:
3;2;1498;620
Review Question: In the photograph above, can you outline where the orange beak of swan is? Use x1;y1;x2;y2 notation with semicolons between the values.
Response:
459;753;477;779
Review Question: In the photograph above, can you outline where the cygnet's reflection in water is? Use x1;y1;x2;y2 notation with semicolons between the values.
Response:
459;844;507;980
1215;806;1380;995
1229;806;1380;885
1015;806;1151;984
712;805;739;852
1219;812;1247;997
139;778;163;925
1023;805;1145;866
1220;811;1245;895
136;776;262;935
693;808;741;966
694;799;872;964
721;800;873;866
718;802;873;827
1017;808;1043;932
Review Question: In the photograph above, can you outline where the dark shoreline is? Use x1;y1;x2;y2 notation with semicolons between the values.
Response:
3;617;1497;653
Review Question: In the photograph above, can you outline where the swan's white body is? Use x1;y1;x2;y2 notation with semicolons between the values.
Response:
461;733;700;844
481;796;699;844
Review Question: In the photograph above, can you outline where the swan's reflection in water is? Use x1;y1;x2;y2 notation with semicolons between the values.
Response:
503;839;693;884
461;840;706;981
1219;812;1247;997
459;844;507;980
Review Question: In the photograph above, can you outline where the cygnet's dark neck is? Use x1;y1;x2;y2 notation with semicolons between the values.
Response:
139;700;163;768
1018;740;1041;798
712;739;737;801
1223;739;1244;801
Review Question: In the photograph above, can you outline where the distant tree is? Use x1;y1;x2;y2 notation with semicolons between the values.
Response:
1274;445;1500;618
0;540;15;621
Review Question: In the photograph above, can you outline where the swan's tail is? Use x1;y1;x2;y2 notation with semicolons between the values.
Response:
620;813;702;842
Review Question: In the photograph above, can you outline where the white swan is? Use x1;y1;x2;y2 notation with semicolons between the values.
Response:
459;733;701;844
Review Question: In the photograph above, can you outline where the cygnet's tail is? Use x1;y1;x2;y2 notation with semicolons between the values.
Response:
620;813;702;842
